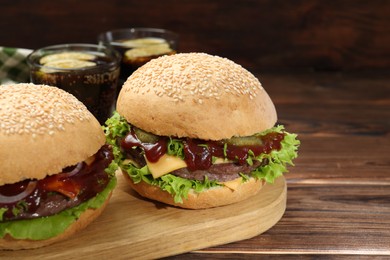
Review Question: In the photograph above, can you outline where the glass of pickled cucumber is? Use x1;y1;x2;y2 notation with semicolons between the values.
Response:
27;44;121;124
98;28;178;88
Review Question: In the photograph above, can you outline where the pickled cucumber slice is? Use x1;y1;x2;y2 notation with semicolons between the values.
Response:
40;52;96;65
124;43;173;59
225;136;263;146
133;127;159;143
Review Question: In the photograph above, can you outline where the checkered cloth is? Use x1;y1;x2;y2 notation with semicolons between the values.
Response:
0;47;32;84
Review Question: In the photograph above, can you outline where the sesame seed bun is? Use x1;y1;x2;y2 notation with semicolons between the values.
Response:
117;52;277;140
122;170;264;209
0;83;113;249
0;83;105;186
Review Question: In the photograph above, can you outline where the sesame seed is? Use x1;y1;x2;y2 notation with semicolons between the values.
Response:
0;83;92;136
123;53;264;103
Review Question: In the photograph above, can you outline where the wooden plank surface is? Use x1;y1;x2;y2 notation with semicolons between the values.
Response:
197;183;390;254
165;71;390;258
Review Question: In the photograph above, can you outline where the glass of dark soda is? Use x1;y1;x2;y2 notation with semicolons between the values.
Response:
27;44;120;124
98;28;178;90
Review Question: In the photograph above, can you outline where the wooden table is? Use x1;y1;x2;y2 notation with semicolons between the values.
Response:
1;1;389;258
163;71;390;259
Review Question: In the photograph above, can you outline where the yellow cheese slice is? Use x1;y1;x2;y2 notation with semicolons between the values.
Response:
146;154;187;179
220;177;244;191
145;154;234;180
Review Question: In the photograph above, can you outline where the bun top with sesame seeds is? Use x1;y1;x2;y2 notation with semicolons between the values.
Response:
0;83;105;185
117;52;277;140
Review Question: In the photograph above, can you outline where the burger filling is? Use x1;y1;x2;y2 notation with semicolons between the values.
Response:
120;128;283;182
0;145;115;222
104;112;300;203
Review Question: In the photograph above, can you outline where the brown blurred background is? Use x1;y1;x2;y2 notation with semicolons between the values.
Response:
1;0;389;72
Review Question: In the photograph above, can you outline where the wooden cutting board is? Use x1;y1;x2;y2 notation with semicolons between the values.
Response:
0;175;287;259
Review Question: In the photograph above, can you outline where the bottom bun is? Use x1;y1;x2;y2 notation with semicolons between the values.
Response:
122;170;264;209
0;192;112;250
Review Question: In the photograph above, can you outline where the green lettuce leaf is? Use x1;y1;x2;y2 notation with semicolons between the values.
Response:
167;137;185;159
0;176;116;240
251;125;300;183
123;163;221;203
103;112;130;165
104;112;300;203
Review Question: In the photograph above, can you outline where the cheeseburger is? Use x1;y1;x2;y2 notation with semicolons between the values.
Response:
104;53;299;209
0;84;116;249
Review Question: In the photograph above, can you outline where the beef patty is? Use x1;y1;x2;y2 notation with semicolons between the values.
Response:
170;160;263;182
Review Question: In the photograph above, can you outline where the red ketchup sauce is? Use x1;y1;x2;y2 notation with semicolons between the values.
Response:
121;128;168;163
183;132;285;171
0;145;113;221
120;130;285;171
